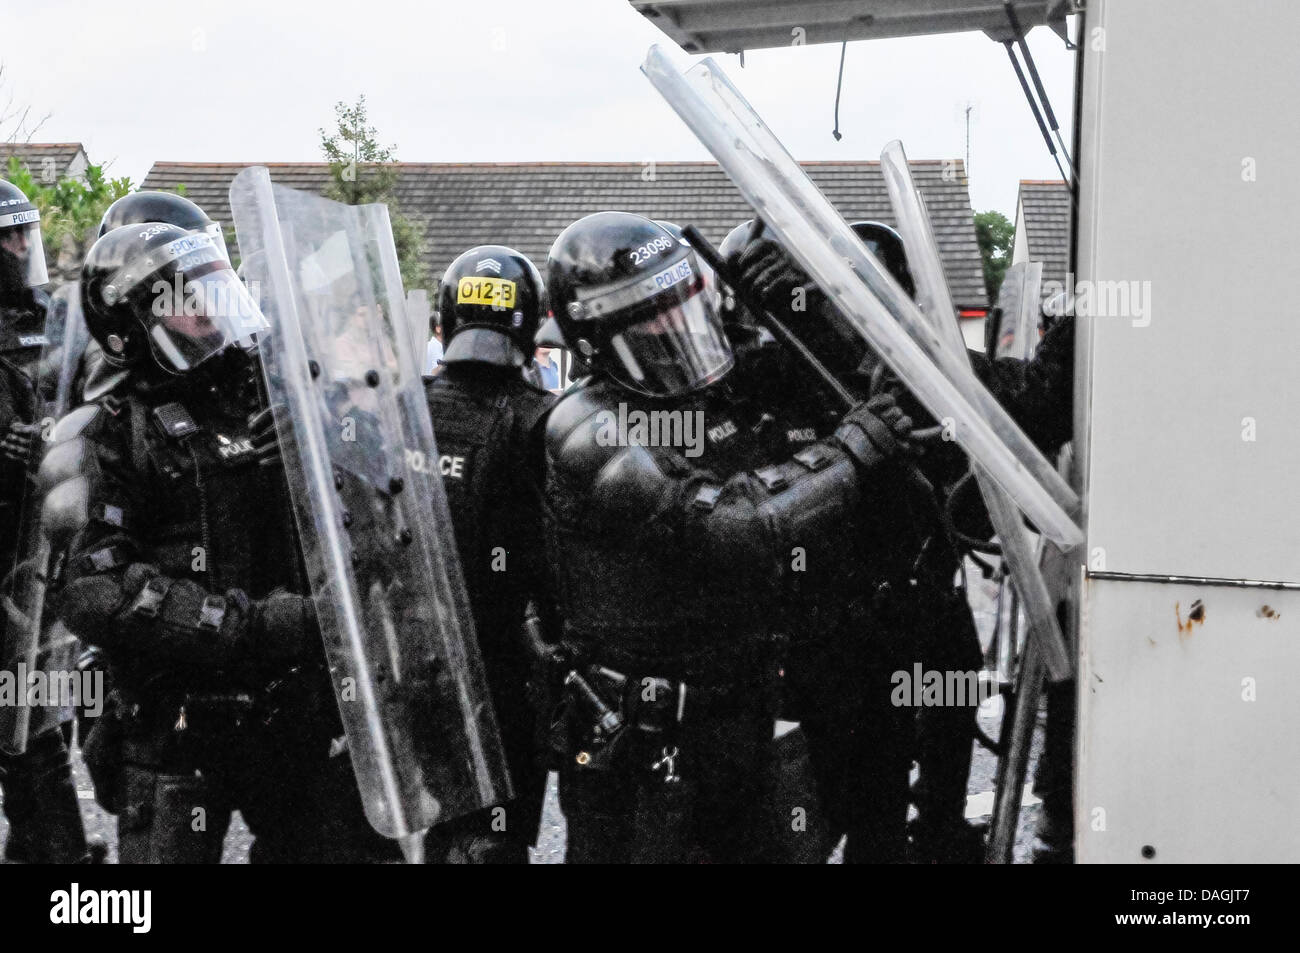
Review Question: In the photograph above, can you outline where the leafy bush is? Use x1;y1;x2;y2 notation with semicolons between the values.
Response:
4;155;133;272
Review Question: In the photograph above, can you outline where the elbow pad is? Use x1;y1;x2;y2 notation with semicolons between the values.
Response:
62;563;254;671
696;443;863;583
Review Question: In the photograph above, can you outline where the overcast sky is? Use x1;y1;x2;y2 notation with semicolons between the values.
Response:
4;0;1075;217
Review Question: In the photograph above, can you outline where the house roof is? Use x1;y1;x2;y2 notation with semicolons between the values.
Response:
141;159;989;308
1016;179;1071;291
0;142;87;183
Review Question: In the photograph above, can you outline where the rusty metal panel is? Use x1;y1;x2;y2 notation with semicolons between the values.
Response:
1076;575;1300;863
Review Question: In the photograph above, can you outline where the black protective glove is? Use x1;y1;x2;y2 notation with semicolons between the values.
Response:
835;392;913;472
250;589;318;669
730;238;814;318
1;419;42;467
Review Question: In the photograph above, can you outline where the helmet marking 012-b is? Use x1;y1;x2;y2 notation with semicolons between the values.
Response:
547;211;733;397
437;244;544;368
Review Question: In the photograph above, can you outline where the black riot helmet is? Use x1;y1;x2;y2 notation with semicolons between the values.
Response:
437;244;544;368
0;179;49;294
99;191;229;262
80;222;268;376
850;221;915;299
548;212;733;398
654;219;719;311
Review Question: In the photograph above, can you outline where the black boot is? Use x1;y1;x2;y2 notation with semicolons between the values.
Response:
1;728;89;863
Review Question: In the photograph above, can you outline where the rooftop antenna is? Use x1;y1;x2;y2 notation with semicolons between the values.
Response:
965;101;975;180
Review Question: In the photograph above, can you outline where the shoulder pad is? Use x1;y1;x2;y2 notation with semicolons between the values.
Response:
51;403;102;443
38;402;127;526
590;442;675;523
545;384;620;483
41;473;92;547
39;405;110;495
81;343;131;402
545;385;677;522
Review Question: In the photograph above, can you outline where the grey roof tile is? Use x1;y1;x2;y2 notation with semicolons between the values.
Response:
1017;180;1071;292
0;142;86;184
142;160;988;308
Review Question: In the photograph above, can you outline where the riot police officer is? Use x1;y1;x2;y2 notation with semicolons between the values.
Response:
422;245;557;863
543;211;912;863
75;191;233;405
42;221;397;863
0;179;90;863
731;222;1075;863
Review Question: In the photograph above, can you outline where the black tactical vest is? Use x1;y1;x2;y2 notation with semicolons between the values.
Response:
423;366;553;651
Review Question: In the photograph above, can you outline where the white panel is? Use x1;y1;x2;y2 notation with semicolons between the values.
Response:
1077;577;1300;863
1079;0;1300;581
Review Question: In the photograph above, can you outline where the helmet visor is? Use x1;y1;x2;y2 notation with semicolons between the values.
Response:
111;231;268;373
149;268;270;372
608;284;733;396
0;205;48;287
203;221;230;263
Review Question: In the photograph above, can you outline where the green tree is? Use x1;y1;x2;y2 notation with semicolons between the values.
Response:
974;209;1015;301
5;156;133;283
319;95;428;290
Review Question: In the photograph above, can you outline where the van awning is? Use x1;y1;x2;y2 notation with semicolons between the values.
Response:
629;0;1071;52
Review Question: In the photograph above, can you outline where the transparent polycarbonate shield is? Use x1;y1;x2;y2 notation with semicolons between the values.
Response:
405;289;431;377
0;286;86;754
642;44;1082;549
229;167;510;846
880;140;1071;681
48;283;91;421
992;261;1044;361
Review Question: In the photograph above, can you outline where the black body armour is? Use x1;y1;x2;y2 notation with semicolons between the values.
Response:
0;292;52;380
1;294;48;599
544;374;880;683
423;365;554;757
43;349;315;727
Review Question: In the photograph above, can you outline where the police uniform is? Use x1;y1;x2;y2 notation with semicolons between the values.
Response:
43;348;396;863
546;372;911;863
49;218;401;864
418;244;558;863
424;363;555;862
1;283;91;864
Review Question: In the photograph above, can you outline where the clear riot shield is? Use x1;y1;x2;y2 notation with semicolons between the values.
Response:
642;45;1083;550
991;261;1044;361
405;290;431;378
0;284;86;754
47;283;91;421
228;167;510;851
879;140;1070;681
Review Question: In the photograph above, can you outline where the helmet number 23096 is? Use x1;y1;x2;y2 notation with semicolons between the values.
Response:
630;236;675;264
